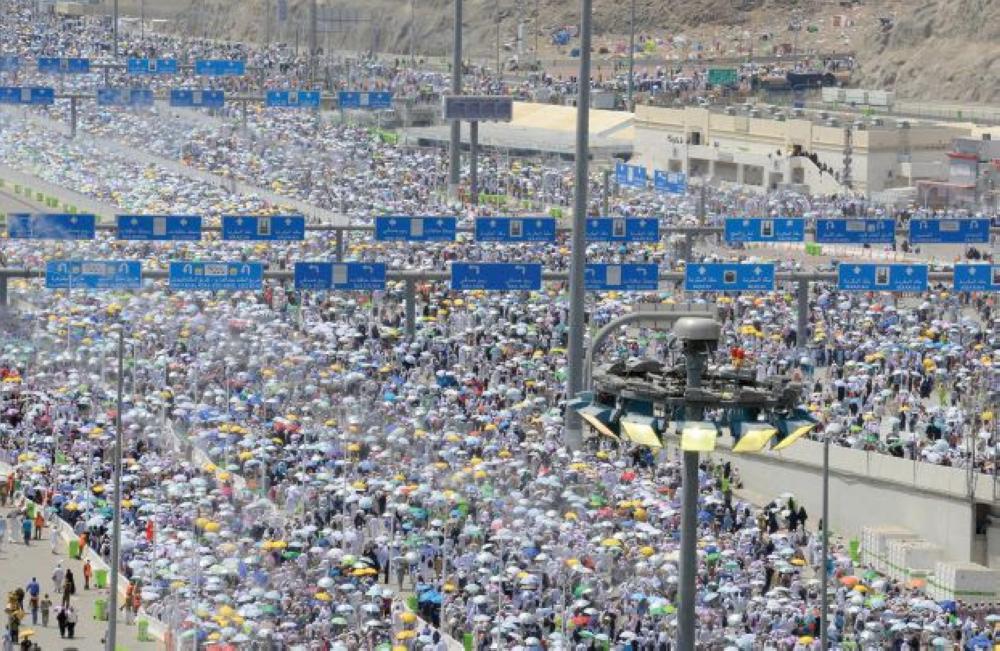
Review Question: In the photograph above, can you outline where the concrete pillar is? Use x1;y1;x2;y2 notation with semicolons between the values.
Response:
0;275;7;308
736;163;745;186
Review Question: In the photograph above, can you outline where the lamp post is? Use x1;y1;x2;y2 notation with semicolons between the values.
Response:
584;318;808;651
564;0;593;449
674;317;720;651
106;326;125;651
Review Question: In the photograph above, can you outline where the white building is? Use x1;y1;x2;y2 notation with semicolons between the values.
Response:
918;134;1000;209
631;105;963;197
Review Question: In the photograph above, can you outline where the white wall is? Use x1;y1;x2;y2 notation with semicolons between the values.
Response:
699;436;994;567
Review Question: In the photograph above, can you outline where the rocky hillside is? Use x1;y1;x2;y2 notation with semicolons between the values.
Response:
146;0;997;104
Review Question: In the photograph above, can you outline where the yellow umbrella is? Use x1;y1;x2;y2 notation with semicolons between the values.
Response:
396;630;417;640
639;546;655;557
315;592;332;601
601;538;622;547
400;612;417;624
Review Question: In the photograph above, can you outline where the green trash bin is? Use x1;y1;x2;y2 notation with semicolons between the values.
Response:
849;538;861;563
68;539;79;559
463;632;474;651
137;619;150;641
95;568;108;588
94;598;108;621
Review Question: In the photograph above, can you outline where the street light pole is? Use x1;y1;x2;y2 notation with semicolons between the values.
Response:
113;0;119;57
820;431;831;650
676;318;716;651
626;0;635;111
106;326;125;651
564;0;592;450
448;0;463;198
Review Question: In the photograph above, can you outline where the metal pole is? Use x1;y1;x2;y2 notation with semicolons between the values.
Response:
626;0;635;111
470;120;479;201
106;326;125;651
448;0;463;197
113;0;119;57
820;434;830;651
564;0;592;450
796;279;809;350
264;0;271;45
0;275;7;308
602;169;610;215
495;5;501;82
241;99;248;132
678;343;706;651
409;0;415;65
140;0;144;41
404;278;416;338
70;96;77;139
310;0;318;84
697;182;706;225
335;229;344;262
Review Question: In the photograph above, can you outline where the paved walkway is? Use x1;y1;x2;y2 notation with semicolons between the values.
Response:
0;506;159;651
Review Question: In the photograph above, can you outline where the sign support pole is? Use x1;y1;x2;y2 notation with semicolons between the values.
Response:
404;278;416;338
448;0;462;198
335;230;344;262
797;279;809;350
565;0;592;450
469;120;479;201
70;96;77;139
602;169;610;215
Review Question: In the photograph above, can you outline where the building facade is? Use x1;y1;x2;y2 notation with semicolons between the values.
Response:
632;105;963;197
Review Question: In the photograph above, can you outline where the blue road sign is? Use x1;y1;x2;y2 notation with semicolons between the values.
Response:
374;216;456;242
442;95;513;121
585;264;659;291
194;59;246;76
221;215;305;241
168;262;263;291
37;57;90;74
293;262;387;291
451;263;542;291
96;87;155;107
837;263;929;292
116;215;202;241
654;170;687;194
908;218;991;244
265;90;321;108
953;264;1000;292
475;217;556;243
7;213;95;240
0;56;19;72
169;89;225;108
0;86;54;105
615;162;647;188
338;91;393;110
685;263;776;292
725;217;806;243
126;58;179;74
815;218;895;244
45;260;142;290
586;217;659;243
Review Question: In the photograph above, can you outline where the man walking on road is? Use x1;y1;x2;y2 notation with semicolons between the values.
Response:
25;578;39;625
20;516;31;546
51;563;63;595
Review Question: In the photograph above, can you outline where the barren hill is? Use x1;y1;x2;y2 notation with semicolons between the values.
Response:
142;0;998;103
